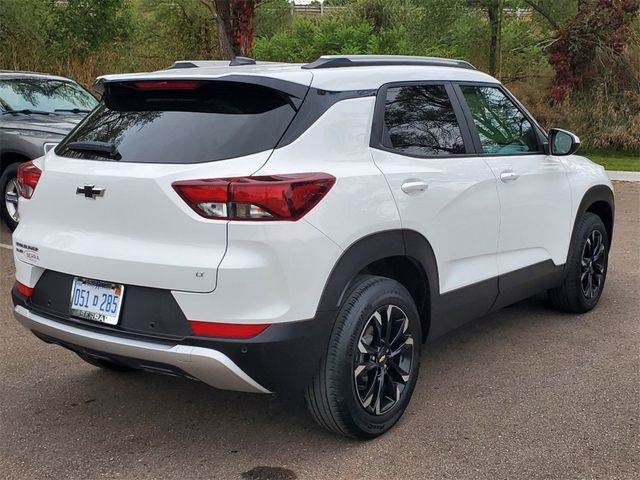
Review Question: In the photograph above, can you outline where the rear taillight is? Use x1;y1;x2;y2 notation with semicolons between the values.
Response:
15;281;34;298
188;321;269;339
17;161;42;199
173;173;336;221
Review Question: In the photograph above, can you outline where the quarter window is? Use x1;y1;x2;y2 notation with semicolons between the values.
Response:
460;86;540;154
383;85;466;156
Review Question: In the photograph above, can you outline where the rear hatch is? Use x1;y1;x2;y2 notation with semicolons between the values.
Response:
14;75;311;293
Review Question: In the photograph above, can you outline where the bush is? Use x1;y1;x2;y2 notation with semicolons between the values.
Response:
507;59;640;153
255;18;379;61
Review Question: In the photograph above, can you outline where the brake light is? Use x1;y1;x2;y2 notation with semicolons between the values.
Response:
188;321;269;339
17;161;42;199
133;80;203;90
15;281;34;298
173;173;335;221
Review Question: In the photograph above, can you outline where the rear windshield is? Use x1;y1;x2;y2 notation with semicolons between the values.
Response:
56;81;298;163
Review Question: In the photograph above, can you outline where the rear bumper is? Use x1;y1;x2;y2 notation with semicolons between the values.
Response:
13;279;336;393
14;305;270;394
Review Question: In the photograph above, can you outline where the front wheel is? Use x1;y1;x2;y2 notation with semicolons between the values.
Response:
548;213;609;313
305;275;421;439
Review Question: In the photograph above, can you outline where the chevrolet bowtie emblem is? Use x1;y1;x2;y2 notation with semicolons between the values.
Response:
76;185;105;199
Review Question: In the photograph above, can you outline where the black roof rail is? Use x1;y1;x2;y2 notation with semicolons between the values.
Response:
166;57;257;70
302;55;476;70
166;61;200;70
229;56;256;66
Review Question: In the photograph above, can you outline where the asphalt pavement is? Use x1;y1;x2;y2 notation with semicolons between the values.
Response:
0;182;638;480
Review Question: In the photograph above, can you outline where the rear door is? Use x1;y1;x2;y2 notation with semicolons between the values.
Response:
454;84;572;275
370;82;500;296
14;78;310;293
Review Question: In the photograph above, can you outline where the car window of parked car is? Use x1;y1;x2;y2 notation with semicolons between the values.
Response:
459;85;541;155
382;85;466;157
0;79;97;113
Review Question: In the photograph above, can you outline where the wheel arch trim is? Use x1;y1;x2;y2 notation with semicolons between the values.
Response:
315;229;439;340
573;185;615;245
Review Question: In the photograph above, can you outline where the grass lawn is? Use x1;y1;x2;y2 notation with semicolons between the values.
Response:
584;151;640;171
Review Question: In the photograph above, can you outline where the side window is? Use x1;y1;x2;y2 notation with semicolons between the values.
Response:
383;85;466;156
460;85;541;155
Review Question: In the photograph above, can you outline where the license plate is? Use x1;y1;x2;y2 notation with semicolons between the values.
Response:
69;278;124;325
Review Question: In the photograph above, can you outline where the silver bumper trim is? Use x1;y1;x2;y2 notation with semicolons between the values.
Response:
14;305;270;394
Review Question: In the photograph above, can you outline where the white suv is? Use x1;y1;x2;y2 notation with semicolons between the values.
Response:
11;56;614;439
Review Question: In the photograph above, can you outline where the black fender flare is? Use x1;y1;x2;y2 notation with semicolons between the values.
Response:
315;229;440;327
571;185;615;245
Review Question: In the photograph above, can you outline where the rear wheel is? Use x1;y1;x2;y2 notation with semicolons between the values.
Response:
1;163;20;230
548;213;609;313
305;275;421;439
76;352;134;372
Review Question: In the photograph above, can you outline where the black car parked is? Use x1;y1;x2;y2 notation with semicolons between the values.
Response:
0;71;97;229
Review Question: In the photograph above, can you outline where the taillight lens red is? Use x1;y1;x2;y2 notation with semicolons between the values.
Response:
17;161;42;199
173;173;336;221
188;321;269;339
15;281;34;298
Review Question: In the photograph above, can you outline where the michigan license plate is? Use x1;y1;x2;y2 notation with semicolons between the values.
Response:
69;278;124;325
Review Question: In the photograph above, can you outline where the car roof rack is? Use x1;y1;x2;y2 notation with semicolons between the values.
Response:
302;55;476;70
229;56;257;66
166;57;257;70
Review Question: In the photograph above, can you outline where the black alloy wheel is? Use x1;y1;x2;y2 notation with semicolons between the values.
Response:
354;305;414;416
580;229;606;300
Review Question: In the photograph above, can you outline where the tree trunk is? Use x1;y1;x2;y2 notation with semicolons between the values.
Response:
200;0;236;59
201;0;261;59
214;0;237;59
487;0;504;78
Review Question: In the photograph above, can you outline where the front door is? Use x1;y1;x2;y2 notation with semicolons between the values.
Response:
455;84;572;276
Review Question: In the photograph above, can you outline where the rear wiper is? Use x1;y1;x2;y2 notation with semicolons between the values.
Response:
54;108;92;114
67;141;121;159
5;108;52;115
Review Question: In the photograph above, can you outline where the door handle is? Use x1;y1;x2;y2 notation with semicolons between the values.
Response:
401;180;429;195
500;170;520;183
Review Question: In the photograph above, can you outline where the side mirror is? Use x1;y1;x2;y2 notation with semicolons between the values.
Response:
549;128;580;156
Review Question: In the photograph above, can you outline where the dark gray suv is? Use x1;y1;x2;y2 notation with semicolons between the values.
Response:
0;71;97;229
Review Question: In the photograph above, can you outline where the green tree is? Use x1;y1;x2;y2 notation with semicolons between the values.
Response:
51;0;132;60
0;0;53;69
466;0;506;77
135;0;218;66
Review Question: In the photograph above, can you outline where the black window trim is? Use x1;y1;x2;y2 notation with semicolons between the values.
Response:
450;81;549;157
369;80;477;160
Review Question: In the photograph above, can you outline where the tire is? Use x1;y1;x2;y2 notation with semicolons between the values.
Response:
305;275;422;439
76;352;134;372
1;163;20;231
548;213;609;313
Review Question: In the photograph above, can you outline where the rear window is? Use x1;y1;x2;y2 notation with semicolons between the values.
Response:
382;85;466;157
56;81;299;163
